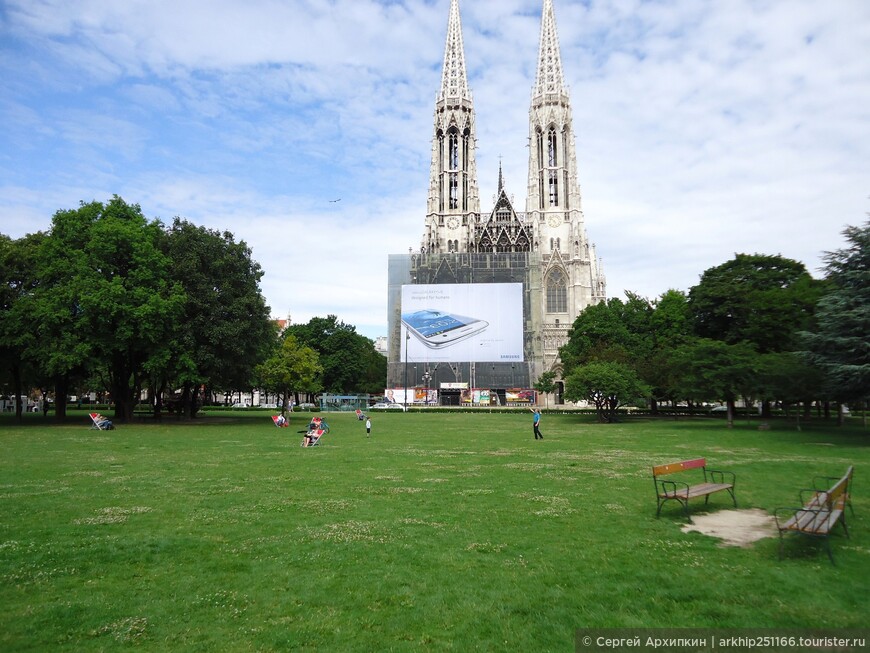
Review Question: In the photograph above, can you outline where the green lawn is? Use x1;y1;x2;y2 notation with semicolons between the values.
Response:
0;411;867;652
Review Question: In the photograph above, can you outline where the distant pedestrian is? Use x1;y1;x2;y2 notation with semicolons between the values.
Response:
365;417;372;437
529;408;543;439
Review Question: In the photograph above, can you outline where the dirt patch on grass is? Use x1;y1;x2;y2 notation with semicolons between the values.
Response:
681;509;777;548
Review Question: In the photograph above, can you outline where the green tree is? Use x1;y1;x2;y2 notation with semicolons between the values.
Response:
0;233;44;419
560;296;645;375
25;197;185;421
755;351;823;429
532;370;557;409
671;339;757;427
163;218;274;417
688;254;821;353
563;361;649;423
801;220;870;410
256;335;323;413
288;316;377;393
688;254;822;416
359;346;388;395
561;291;693;411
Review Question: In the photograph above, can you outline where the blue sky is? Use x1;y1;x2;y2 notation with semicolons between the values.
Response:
2;0;868;339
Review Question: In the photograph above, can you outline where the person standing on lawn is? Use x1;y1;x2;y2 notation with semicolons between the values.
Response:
530;408;543;439
365;417;371;437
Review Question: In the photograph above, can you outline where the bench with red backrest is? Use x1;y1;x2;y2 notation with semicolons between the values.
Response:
652;458;736;521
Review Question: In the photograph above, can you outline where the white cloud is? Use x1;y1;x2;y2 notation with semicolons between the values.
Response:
0;0;868;334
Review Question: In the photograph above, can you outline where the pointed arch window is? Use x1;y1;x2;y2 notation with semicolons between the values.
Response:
548;127;558;166
549;171;559;206
449;173;459;209
546;268;567;313
448;128;459;170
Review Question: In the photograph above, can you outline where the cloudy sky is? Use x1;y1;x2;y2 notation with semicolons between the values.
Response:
2;0;868;339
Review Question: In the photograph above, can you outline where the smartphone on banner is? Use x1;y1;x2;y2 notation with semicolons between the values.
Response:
402;309;489;349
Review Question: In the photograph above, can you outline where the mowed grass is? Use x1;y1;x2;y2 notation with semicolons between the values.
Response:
0;410;867;652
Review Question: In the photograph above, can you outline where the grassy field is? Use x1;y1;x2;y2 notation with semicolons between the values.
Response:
0;410;867;652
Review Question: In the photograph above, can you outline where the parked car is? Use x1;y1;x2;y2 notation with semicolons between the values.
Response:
371;402;407;411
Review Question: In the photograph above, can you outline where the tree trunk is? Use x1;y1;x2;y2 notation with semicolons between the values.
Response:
726;397;736;429
11;363;23;421
54;376;69;422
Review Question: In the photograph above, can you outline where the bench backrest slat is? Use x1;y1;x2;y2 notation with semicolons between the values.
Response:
826;467;853;508
653;458;706;477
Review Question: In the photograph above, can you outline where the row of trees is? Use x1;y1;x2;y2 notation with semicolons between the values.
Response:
559;221;869;425
0;197;386;421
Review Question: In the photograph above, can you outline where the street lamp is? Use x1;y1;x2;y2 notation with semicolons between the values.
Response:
403;330;409;410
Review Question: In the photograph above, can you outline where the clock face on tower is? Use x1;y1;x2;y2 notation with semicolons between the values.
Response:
547;214;561;228
447;216;460;230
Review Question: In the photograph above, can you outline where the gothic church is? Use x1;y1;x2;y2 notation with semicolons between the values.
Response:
387;0;606;403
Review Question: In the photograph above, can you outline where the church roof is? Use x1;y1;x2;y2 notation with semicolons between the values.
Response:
439;0;472;102
533;0;567;98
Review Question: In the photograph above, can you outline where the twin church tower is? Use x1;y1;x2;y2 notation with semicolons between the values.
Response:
423;1;605;347
390;0;606;399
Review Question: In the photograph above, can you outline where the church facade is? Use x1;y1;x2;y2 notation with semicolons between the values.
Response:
386;0;606;405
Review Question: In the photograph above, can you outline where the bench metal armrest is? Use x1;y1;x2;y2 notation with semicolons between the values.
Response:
706;469;735;485
812;475;839;491
799;488;827;505
773;505;819;530
658;479;690;498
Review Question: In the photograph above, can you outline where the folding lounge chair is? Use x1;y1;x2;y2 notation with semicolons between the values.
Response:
301;428;326;447
272;415;289;428
89;412;113;430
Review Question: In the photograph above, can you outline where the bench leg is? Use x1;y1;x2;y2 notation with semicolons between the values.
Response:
728;487;737;508
824;537;835;566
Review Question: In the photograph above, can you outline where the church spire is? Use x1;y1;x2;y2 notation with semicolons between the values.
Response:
439;0;471;102
422;0;480;254
533;0;567;98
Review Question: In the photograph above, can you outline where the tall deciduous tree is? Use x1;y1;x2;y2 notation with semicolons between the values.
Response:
0;232;44;419
163;218;274;417
671;339;757;428
26;197;185;421
688;254;822;417
688;254;821;354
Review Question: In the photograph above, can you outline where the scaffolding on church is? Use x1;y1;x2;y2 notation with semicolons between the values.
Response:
385;252;545;401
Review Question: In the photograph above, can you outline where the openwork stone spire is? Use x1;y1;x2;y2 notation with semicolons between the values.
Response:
439;0;471;102
533;0;566;98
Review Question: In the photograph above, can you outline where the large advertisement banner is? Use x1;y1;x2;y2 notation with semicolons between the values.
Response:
400;283;524;363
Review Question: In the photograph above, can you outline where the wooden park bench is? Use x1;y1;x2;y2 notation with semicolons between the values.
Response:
774;466;853;564
652;458;736;521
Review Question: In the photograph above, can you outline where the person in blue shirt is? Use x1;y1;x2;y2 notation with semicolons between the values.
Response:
530;408;543;440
